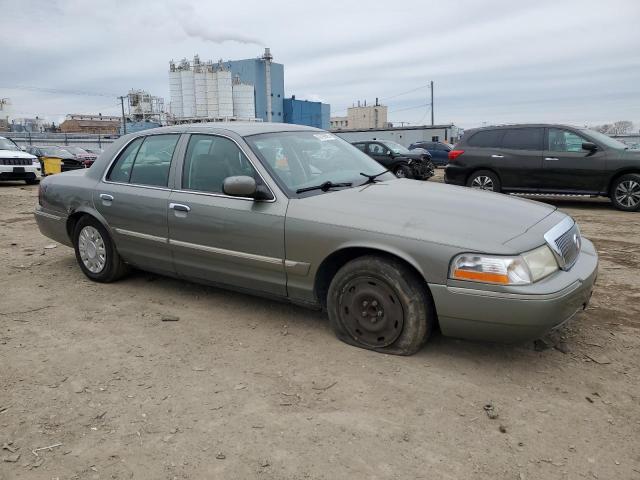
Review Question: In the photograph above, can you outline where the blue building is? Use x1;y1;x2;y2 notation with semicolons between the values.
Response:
226;51;285;123
283;96;330;130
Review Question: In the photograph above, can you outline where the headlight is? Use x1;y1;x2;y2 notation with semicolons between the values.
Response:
450;245;558;285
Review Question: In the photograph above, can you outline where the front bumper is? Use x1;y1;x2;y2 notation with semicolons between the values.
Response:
0;164;42;181
429;238;598;343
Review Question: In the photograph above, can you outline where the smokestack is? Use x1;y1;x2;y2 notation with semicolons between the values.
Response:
262;47;273;122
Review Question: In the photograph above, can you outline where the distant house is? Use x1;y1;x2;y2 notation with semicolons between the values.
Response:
60;114;120;134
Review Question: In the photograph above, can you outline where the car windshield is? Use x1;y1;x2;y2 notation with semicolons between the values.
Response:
0;138;20;151
581;129;629;149
380;140;411;154
245;131;395;195
41;147;71;157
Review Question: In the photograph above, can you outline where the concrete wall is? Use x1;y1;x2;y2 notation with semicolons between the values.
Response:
226;59;285;122
333;125;462;147
347;105;388;129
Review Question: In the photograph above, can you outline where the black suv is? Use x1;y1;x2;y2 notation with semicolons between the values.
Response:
445;124;640;211
352;140;434;180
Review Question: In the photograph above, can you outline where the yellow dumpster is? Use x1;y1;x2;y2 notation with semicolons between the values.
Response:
42;157;62;175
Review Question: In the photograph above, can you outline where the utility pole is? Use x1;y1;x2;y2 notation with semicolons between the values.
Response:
118;96;127;135
430;80;434;126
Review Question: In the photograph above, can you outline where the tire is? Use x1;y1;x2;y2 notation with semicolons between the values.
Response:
610;173;640;211
394;164;413;179
327;255;435;355
466;170;501;192
73;216;129;282
25;178;40;185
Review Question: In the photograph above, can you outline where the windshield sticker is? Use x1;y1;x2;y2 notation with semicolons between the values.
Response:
313;133;338;142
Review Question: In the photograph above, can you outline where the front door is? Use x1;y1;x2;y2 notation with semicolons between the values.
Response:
542;128;607;192
367;142;393;169
93;133;180;274
168;133;287;296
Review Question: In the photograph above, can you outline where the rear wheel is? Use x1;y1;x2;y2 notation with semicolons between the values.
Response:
610;173;640;211
467;170;501;192
394;164;413;179
327;255;434;355
73;216;128;282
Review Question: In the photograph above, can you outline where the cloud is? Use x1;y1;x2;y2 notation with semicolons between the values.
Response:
179;18;264;46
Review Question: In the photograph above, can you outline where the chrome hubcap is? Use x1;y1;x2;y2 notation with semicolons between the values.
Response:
471;175;494;190
615;180;640;208
78;226;106;273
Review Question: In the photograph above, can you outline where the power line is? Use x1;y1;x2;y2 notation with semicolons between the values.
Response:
0;84;119;98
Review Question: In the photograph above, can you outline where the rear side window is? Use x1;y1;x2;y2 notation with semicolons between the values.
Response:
108;135;179;186
353;143;366;152
467;130;504;148
108;137;143;183
501;128;543;150
182;134;257;194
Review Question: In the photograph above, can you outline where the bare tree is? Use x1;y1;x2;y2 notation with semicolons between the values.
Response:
591;121;634;135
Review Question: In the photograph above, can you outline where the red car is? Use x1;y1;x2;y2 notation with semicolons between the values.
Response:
56;145;98;168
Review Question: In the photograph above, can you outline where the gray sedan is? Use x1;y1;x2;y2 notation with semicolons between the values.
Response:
34;123;598;355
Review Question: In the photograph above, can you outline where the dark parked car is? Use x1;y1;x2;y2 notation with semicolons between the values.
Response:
445;124;640;211
352;140;434;180
26;146;86;172
409;141;452;166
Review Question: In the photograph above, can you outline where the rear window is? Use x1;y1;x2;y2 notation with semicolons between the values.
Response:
467;130;504;148
501;128;543;150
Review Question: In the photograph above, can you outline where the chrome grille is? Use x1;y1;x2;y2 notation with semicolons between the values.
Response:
544;218;581;271
0;158;32;166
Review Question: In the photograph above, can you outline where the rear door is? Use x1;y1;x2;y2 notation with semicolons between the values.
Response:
497;127;544;190
93;134;180;274
542;128;607;192
167;133;287;296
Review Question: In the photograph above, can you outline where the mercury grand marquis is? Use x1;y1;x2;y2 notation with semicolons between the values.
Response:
34;123;598;355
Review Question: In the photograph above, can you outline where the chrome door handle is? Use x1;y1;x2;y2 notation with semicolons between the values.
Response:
169;203;191;213
490;154;504;158
99;193;114;201
545;157;559;161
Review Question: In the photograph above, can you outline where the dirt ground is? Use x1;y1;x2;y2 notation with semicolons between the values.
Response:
1;171;639;480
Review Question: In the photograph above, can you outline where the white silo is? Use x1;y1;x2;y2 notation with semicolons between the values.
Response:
180;63;195;118
205;63;218;118
216;62;233;118
194;70;208;118
232;77;255;119
168;61;183;118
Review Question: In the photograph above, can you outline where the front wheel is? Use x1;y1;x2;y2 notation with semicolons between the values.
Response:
73;216;129;282
467;170;501;192
610;173;640;211
327;255;435;355
394;164;413;179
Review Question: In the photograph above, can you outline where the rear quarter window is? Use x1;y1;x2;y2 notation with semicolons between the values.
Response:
467;130;504;148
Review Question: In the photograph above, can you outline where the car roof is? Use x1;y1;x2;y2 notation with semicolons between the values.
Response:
125;122;323;138
464;123;587;134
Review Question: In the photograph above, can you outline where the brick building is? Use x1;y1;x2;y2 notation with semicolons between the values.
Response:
60;114;120;134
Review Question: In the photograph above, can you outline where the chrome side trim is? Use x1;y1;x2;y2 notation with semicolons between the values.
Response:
114;228;168;244
284;259;311;276
34;209;63;221
169;239;282;267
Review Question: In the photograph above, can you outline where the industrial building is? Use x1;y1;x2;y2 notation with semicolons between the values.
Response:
225;48;284;122
333;124;463;147
283;96;330;130
59;114;120;134
331;101;388;130
168;55;256;122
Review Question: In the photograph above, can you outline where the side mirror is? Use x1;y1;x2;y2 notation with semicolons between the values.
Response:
582;142;598;152
223;176;257;197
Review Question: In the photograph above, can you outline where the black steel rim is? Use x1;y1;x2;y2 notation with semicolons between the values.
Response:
338;275;404;348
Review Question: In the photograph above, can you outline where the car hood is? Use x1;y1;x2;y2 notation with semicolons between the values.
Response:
289;179;559;253
0;149;37;160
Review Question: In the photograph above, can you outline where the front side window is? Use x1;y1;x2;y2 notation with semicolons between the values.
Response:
501;128;543;150
182;134;257;194
245;131;394;195
548;129;587;153
368;143;386;155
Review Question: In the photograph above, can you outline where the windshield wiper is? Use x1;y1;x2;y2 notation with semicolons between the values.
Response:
359;169;390;185
296;181;353;194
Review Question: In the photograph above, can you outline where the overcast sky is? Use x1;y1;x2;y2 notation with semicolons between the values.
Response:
1;0;639;129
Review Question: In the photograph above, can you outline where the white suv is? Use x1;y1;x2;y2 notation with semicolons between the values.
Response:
0;136;42;184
